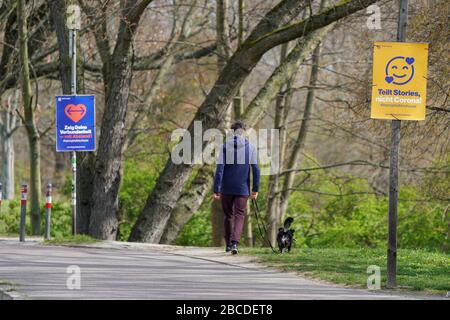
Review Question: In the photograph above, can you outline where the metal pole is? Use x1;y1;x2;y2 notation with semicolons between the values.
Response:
0;183;3;214
44;183;53;240
387;120;400;288
387;0;408;289
69;28;77;236
19;183;27;242
72;152;77;235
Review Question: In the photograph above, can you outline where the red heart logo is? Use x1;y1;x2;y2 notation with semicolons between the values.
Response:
65;104;87;123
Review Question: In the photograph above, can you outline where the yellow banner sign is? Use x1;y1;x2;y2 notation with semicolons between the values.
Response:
371;42;429;121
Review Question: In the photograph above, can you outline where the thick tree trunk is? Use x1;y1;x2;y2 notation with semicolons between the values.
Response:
28;134;41;234
53;153;67;188
129;0;378;243
88;52;134;239
160;165;214;244
88;1;152;239
77;153;95;234
49;0;71;93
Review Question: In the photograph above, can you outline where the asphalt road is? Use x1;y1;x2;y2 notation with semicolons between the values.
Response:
0;239;437;300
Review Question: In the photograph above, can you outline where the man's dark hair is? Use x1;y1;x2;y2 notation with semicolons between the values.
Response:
231;120;246;131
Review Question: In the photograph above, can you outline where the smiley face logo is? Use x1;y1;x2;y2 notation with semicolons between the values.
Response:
385;56;415;85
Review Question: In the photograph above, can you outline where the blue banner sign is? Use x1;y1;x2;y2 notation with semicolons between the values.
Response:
56;95;95;152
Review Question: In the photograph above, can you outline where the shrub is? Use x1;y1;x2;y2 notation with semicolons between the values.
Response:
0;200;72;237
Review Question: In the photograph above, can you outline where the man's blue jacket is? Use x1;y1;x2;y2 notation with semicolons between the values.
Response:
213;135;260;196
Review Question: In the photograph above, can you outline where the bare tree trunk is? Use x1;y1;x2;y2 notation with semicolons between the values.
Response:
279;40;324;219
0;91;18;200
233;0;245;119
160;165;213;244
0;129;14;199
216;0;232;125
265;43;291;245
216;0;232;70
18;0;41;235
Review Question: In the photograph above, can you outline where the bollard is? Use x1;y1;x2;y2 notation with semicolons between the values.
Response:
19;183;28;242
0;183;2;214
44;183;53;240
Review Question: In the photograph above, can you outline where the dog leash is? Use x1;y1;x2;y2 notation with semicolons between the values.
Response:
251;198;278;253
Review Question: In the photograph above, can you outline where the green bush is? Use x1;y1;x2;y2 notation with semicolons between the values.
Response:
273;165;448;251
0;200;72;237
118;135;167;241
49;202;73;238
0;200;21;235
175;208;212;247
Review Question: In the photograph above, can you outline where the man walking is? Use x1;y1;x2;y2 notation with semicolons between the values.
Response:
213;121;260;255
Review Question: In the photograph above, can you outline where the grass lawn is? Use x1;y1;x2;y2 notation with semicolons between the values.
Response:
43;234;99;245
240;247;450;295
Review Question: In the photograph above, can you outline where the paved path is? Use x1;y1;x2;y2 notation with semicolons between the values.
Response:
0;239;439;300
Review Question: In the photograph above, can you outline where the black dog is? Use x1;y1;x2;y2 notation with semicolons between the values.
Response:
276;217;295;253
